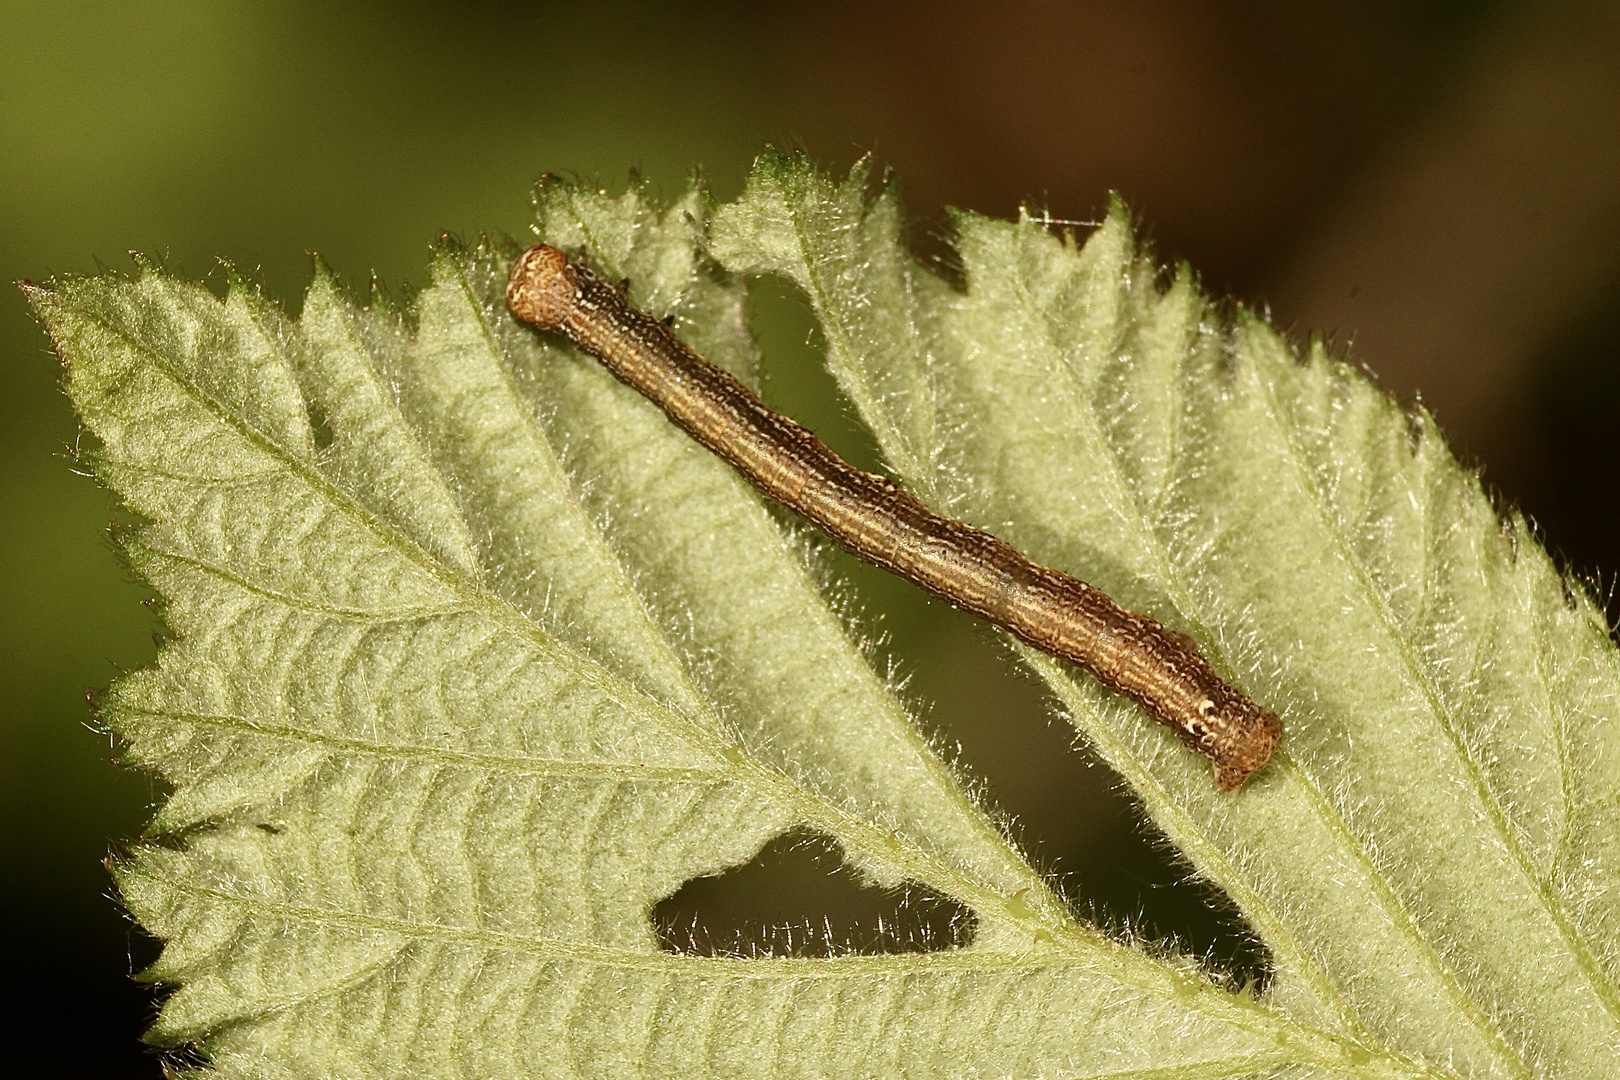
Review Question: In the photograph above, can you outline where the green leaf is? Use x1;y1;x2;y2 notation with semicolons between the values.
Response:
28;153;1620;1078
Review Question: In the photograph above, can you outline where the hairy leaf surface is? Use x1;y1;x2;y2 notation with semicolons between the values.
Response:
29;153;1620;1078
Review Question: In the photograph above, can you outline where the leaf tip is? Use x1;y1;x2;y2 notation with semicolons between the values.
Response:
216;259;254;297
308;250;336;279
17;276;55;322
433;231;470;260
1104;190;1131;227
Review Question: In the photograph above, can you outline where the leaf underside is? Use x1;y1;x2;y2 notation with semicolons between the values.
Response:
28;152;1620;1078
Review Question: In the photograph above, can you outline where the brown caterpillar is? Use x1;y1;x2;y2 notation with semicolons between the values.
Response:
507;244;1281;790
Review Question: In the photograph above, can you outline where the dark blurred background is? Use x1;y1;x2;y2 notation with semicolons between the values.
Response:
5;2;1618;1074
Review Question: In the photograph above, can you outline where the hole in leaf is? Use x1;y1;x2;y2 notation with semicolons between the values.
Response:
1061;802;1273;994
652;829;976;958
305;397;336;451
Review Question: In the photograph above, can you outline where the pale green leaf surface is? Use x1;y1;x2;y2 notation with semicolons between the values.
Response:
26;154;1620;1078
710;153;1620;1077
